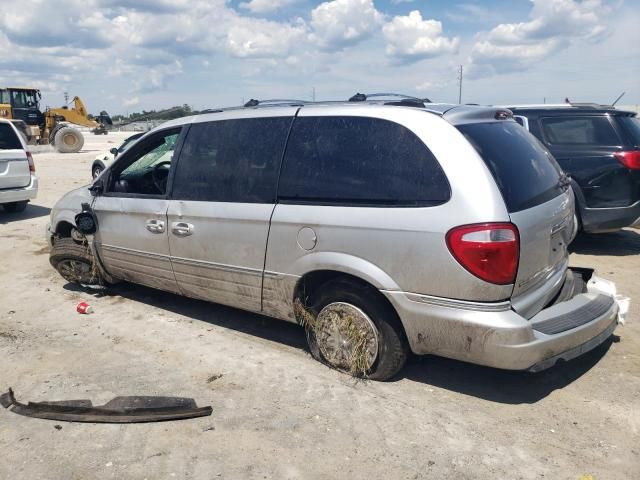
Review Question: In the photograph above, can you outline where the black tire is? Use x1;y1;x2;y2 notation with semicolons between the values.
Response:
305;278;409;381
49;237;101;285
54;126;84;153
92;165;103;179
2;201;28;213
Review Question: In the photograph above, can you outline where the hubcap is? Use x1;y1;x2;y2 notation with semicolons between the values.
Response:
57;259;95;284
315;302;379;373
63;133;76;146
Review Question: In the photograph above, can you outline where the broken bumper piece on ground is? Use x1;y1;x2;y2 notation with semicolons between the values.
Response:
0;388;212;423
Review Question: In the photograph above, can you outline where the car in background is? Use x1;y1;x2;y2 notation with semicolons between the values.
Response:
506;104;640;233
91;132;144;178
0;118;38;212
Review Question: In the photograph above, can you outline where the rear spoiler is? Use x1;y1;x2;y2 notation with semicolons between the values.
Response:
442;106;514;126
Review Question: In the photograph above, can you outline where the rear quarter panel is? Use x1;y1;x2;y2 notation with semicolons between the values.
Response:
263;107;514;321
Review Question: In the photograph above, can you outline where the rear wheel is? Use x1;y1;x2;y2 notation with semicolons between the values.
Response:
2;201;28;213
50;237;101;285
303;279;409;380
54;126;84;153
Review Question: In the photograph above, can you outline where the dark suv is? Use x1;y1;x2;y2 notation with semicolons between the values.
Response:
507;104;640;233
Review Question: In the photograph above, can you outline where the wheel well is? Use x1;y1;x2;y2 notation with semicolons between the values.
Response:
55;221;74;238
293;270;406;336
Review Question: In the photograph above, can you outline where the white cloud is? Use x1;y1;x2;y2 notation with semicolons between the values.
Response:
239;0;299;14
468;0;614;77
226;18;308;58
310;0;383;50
383;10;459;61
123;96;140;107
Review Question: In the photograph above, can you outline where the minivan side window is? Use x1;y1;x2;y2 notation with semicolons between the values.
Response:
278;116;450;206
171;117;293;203
107;128;181;196
541;116;621;146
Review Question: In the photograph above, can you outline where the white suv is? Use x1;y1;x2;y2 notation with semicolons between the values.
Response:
0;119;38;212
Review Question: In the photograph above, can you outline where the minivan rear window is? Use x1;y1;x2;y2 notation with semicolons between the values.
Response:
0;123;22;150
458;122;564;213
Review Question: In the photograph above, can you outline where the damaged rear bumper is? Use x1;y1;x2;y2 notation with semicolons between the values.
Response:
384;268;629;371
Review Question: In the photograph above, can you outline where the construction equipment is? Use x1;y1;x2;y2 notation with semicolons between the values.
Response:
0;87;112;153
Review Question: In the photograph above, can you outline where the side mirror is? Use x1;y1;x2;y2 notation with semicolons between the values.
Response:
89;179;104;197
75;203;98;235
109;147;119;156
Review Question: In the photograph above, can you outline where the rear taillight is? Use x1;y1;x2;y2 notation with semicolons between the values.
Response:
446;223;519;285
26;151;35;173
614;150;640;170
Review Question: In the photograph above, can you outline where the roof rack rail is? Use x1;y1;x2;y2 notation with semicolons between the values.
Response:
569;102;612;109
347;92;432;108
243;98;309;107
348;92;429;102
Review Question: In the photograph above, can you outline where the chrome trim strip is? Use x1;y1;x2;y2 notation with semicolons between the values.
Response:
171;256;263;277
101;244;171;260
399;291;512;312
263;271;300;280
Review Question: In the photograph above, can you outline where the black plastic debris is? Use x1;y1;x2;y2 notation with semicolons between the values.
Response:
1;388;212;423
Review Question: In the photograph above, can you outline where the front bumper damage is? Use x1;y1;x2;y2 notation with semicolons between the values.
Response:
1;388;212;423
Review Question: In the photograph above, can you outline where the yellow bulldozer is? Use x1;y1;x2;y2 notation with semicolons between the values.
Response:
0;87;112;153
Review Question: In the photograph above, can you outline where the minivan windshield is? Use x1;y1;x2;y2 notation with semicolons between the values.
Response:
458;121;564;212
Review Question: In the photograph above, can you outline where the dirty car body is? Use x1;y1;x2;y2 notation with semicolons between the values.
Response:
47;100;627;379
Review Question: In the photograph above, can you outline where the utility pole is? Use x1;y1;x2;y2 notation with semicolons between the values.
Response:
457;65;463;104
312;86;316;102
64;91;69;105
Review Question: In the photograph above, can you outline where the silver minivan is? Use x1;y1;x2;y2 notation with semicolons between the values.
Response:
47;100;627;380
0;118;38;212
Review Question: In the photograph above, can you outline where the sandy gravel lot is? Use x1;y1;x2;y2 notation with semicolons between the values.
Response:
1;132;639;480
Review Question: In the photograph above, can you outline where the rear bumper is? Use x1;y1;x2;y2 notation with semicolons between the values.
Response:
384;271;626;371
0;175;38;204
581;200;640;233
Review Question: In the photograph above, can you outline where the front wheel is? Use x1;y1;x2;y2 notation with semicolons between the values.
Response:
49;237;102;285
92;165;103;179
304;279;409;380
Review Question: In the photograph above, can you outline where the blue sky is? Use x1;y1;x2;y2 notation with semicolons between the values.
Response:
0;0;638;115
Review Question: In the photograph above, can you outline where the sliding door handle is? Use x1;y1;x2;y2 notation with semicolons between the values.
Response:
171;222;194;236
145;219;165;233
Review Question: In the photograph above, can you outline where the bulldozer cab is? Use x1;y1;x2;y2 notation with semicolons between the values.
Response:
0;88;45;127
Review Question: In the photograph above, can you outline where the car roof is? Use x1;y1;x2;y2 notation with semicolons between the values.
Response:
159;100;515;129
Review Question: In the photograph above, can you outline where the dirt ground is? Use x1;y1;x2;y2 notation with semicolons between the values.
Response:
1;132;639;480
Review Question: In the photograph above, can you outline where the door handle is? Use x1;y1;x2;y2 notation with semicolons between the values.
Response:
171;222;194;236
145;219;165;234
